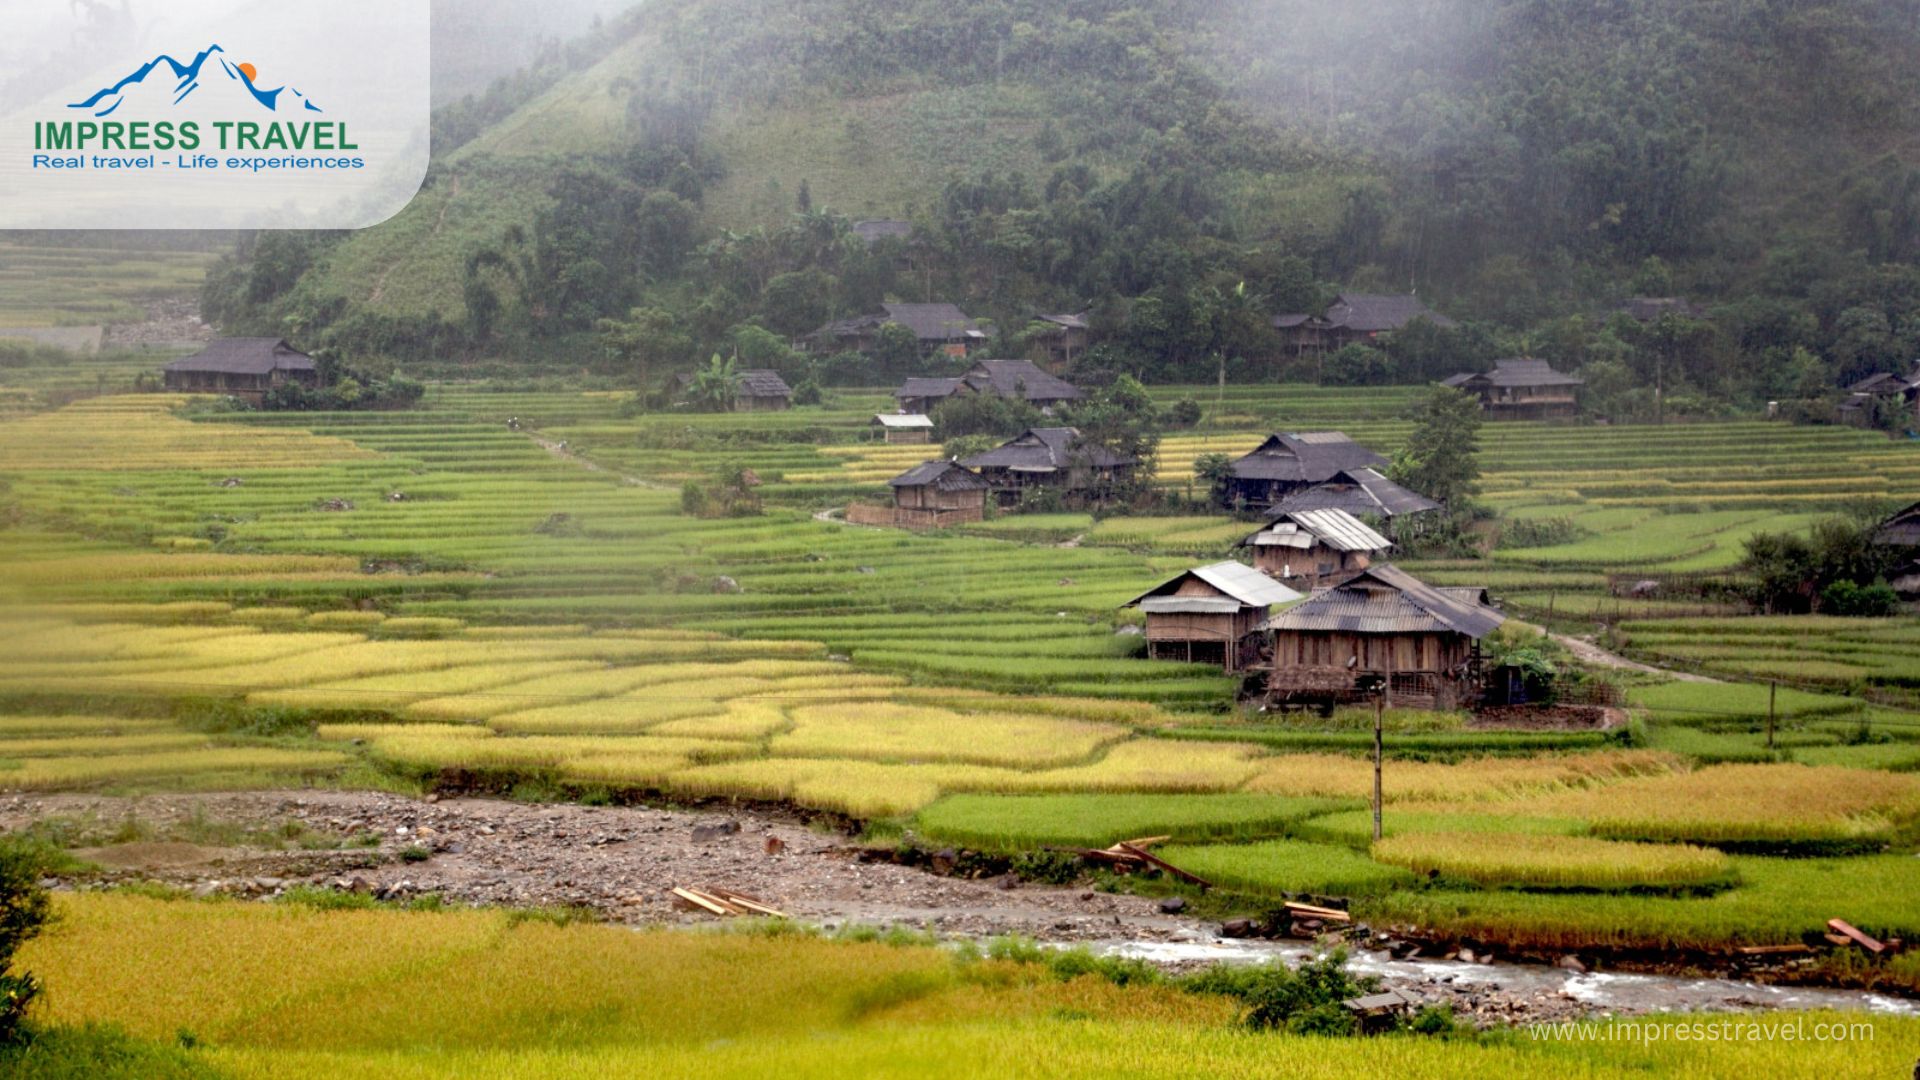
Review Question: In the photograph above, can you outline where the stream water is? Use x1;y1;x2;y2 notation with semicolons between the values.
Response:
1095;935;1919;1016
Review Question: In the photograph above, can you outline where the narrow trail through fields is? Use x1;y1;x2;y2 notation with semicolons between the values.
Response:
1548;630;1719;683
524;433;668;489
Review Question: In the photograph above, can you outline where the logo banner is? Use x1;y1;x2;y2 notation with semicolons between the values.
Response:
0;0;430;228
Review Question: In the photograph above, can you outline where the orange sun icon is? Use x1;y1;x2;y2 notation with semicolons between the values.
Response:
236;62;258;83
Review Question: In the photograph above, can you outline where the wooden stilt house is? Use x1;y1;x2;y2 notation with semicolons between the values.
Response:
1123;561;1302;673
1260;565;1504;709
1236;508;1391;589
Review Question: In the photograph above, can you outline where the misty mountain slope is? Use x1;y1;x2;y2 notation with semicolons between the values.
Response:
212;0;1920;369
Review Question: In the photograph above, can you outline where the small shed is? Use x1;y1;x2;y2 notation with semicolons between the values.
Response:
162;338;317;404
887;459;988;526
1034;312;1090;371
1261;564;1504;709
1123;561;1302;672
736;369;793;411
960;426;1137;506
1237;508;1391;588
961;359;1084;410
1221;432;1389;512
871;413;935;444
1442;359;1584;419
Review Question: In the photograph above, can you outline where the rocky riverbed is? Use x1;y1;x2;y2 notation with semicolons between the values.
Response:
2;790;1909;1028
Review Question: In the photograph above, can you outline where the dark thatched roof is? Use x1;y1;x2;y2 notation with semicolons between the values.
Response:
961;359;1083;402
853;219;914;243
1849;370;1920;396
881;302;988;341
1037;312;1089;330
1875;501;1920;548
736;369;792;397
960;427;1135;472
1621;297;1706;322
1445;358;1584;390
889;459;988;491
1270;469;1441;519
1272;293;1455;333
1260;564;1504;638
1230;432;1388;483
165;338;313;376
894;377;968;402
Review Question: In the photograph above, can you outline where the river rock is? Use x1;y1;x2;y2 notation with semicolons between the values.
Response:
1158;896;1187;914
1557;954;1588;973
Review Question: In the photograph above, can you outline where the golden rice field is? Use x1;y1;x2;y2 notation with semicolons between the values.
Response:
20;893;1920;1080
1369;832;1736;890
4;383;1920;1052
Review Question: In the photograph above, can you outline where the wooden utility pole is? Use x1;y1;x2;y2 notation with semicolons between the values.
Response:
1372;691;1385;842
1767;681;1777;750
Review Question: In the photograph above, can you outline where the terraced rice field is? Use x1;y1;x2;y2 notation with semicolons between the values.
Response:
2;383;1919;994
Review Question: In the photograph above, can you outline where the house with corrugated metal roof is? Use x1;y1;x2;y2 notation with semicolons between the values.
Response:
1441;358;1583;419
1236;508;1391;588
162;338;317;404
1271;293;1455;358
1259;564;1504;709
1220;432;1389;511
1123;561;1303;672
960;426;1136;506
1268;468;1441;526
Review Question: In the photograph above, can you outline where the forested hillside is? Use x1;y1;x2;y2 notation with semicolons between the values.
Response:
202;0;1920;413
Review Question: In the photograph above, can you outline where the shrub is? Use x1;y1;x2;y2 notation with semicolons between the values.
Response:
1182;950;1377;1034
1820;579;1899;617
0;837;54;1044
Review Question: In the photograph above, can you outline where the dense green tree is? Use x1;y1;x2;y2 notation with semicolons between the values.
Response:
1388;386;1483;509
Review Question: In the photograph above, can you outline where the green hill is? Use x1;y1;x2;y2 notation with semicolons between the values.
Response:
204;0;1920;406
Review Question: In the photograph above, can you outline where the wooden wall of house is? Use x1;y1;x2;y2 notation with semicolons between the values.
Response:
883;429;931;444
1270;630;1470;674
1249;543;1373;583
895;485;986;513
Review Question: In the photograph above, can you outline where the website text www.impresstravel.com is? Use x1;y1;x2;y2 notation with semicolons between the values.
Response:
1528;1017;1876;1045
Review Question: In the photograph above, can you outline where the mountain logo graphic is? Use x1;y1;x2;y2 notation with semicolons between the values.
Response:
69;44;322;118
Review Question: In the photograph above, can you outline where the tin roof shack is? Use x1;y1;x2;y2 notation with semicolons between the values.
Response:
1261;565;1504;710
163;338;317;404
1271;293;1455;359
1222;432;1388;512
813;302;990;358
871;413;935;444
1124;561;1302;672
960;427;1137;507
895;360;1086;415
1034;312;1090;371
1237;509;1391;589
1441;359;1584;419
1270;468;1441;529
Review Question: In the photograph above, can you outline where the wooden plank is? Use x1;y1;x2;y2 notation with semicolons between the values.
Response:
1827;918;1886;954
1115;842;1212;888
708;887;789;918
1823;933;1853;948
1118;835;1172;850
1735;944;1815;956
671;887;732;916
1283;901;1352;922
